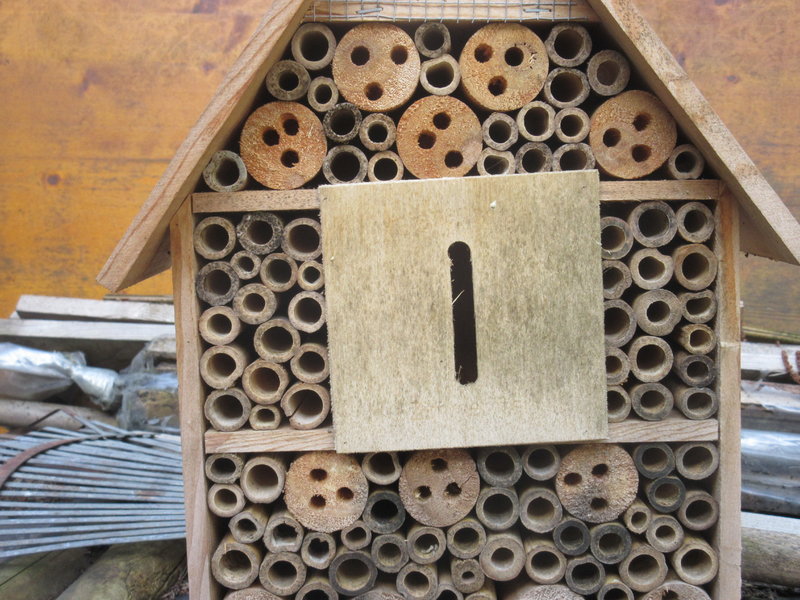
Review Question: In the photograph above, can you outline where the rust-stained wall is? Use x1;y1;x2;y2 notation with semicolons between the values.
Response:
0;0;797;337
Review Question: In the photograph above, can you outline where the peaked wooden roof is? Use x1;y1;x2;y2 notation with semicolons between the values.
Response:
98;0;800;291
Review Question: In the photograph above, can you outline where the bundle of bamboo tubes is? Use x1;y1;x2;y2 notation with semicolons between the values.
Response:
208;443;719;598
201;21;706;192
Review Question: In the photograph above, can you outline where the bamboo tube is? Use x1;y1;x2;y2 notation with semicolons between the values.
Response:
628;201;678;248
564;554;605;595
587;50;631;96
464;578;495;600
604;299;636;347
679;290;716;324
254;318;301;363
589;90;677;180
199;305;241;346
589;522;631;564
237;211;284;255
202;150;248;193
362;452;402;486
446;518;487;559
242;359;289;405
600;217;634;260
475;486;519;531
194;216;236;260
414;23;451;58
200;343;248;389
211;533;262;590
342;519;373;551
230;504;270;544
645;476;686;514
672;244;718;291
362;488;406;534
296;574;338;600
290;343;330;384
632;289;681;336
204;388;251;431
436;568;463;600
639;579;711;600
396;562;437;600
521;445;560;481
297;260;324;291
283;218;322;261
646;515;685;553
250;404;282;430
518;485;562;534
675;442;719;480
607;386;632;422
205;453;244;484
477;148;515;176
459;24;548;111
359;113;396;151
670;384;718;420
419;55;461;96
398;449;480;527
450;558;484;594
266;60;310;101
323;144;369;184
517;101;555;142
291;23;336;71
618;542;667;593
281;382;331;429
628;336;674;382
372;533;409;573
301;532;337;569
672;351;715;387
667;144;705;181
543;68;589;109
556;444;639;523
523;535;566;584
241;454;287;504
233;283;277;325
628;248;674;290
632;443;675;479
323;102;362;143
260;551;307;596
504;582;580;600
355;581;405;600
555;108;590;144
240;103;326;190
476;446;522;487
396;95;482;179
308;76;339;112
597;575;634;600
677;490;719;531
552;143;595;171
231;250;261;281
630;382;674;421
368;151;405;182
514;142;552;174
676;202;715;244
479;530;525;581
482;113;518;151
285;451;369;533
208;483;246;518
674;324;716;355
670;536;719;586
623;500;652;535
605;346;630;386
545;23;592;66
553;518;590;556
264;505;305;552
288;291;327;333
196;261;240;306
259;253;298;292
407;523;447;564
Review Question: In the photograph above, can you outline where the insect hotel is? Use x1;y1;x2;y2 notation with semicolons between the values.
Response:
99;1;800;599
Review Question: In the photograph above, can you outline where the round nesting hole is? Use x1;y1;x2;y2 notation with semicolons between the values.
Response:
367;452;396;477
378;540;401;563
483;154;509;175
210;457;236;479
558;148;587;170
390;46;408;65
404;571;430;595
422;28;445;53
603;128;621;147
200;224;230;252
599;532;624;555
364;83;383;101
646;301;670;323
632;145;652;163
445;482;462;496
597;60;620;86
488;76;507;96
636;344;667;373
351;46;370;66
209;352;236;378
530;550;560;577
550;71;583;103
278;71;299;93
415;485;431;500
299;30;329;62
215;159;240;186
563;472;582;486
604;306;631;337
633;113;652;131
426;62;455;88
373;157;398;181
485;451;514;477
250;366;279;394
491;547;514;569
524;107;550;136
263;128;280;146
330;109;356;137
431;458;448;471
571;562;599;587
314;84;332;105
520;147;546;172
606;354;622;376
504;46;524;66
527;497;555;521
336;558;371;591
642;447;668;472
212;393;243;422
444;151;463;168
310;468;327;482
418;131;436;149
288;224;320;254
638;256;666;281
309;494;326;509
675;150;698;175
687;391;713;413
474;44;493;62
220;550;252;579
330;151;361;182
205;269;233;297
208;313;232;336
603;266;623;291
682;446;714;473
680;549;713;580
682;252;710;280
337;487;354;501
686;499;713;522
591;464;609;477
247;220;274;245
686;360;709;380
484;492;513;521
560;114;583;137
243;293;266;314
367;123;388;143
214;487;238;510
554;28;584;60
453;527;478;550
261;325;293;353
590;497;608;511
488;120;512;144
283;117;299;135
607;389;626;412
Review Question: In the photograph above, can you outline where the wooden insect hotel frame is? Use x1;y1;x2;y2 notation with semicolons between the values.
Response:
100;1;800;599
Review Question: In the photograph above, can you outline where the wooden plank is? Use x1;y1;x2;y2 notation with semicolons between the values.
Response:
322;172;607;453
97;0;314;292
15;295;174;324
599;179;721;201
204;418;719;453
741;340;800;380
711;187;742;600
170;200;219;600
740;380;800;433
586;0;800;266
742;512;800;588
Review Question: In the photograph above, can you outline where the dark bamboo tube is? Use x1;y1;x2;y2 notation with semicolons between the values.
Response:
673;323;716;355
632;443;675;479
475;486;519;531
543;68;590;108
329;549;378;596
565;554;605;596
671;384;718;420
362;488;406;534
371;533;409;573
628;201;677;248
553;518;590;556
230;504;270;544
196;261;240;306
296;574;338;600
436;568;463;600
606;386;632;423
521;445;560;481
587;50;630;96
628;336;674;382
677;490;719;531
523;535;566;585
674;442;719;480
396;562;437;600
630;382;674;421
300;531;337;569
464;578;495;600
672;244;718;291
516;101;555;142
645;476;686;514
602;260;632;300
414;22;451;58
518;485;562;534
479;531;525;581
236;212;284;255
407;523;447;565
324;102;362;143
308;76;339;112
618;542;667;593
605;346;630;386
623;500;652;535
545;24;592;67
476;447;522;487
676;201;714;242
514;142;553;174
205;453;244;484
604;299;636;347
362;452;402;486
264;505;305;553
266;60;310;101
282;217;322;262
646;515;685;553
449;558;484;594
589;522;631;565
672;351;715;387
668;144;705;181
446;518;487;559
230;250;261;281
259;551;307;596
359;113;397;151
202;150;248;193
670;536;719;586
598;576;634;600
342;519;372;551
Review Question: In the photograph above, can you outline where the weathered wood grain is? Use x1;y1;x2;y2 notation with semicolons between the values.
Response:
15;294;174;323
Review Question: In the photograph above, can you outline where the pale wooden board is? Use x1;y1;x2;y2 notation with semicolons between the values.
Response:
321;172;607;453
15;295;174;323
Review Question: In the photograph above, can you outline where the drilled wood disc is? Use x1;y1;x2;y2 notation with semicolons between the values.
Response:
396;95;481;178
589;90;677;179
240;101;326;190
332;23;421;112
459;23;548;111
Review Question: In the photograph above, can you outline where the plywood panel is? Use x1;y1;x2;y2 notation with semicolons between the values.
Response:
321;172;607;453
